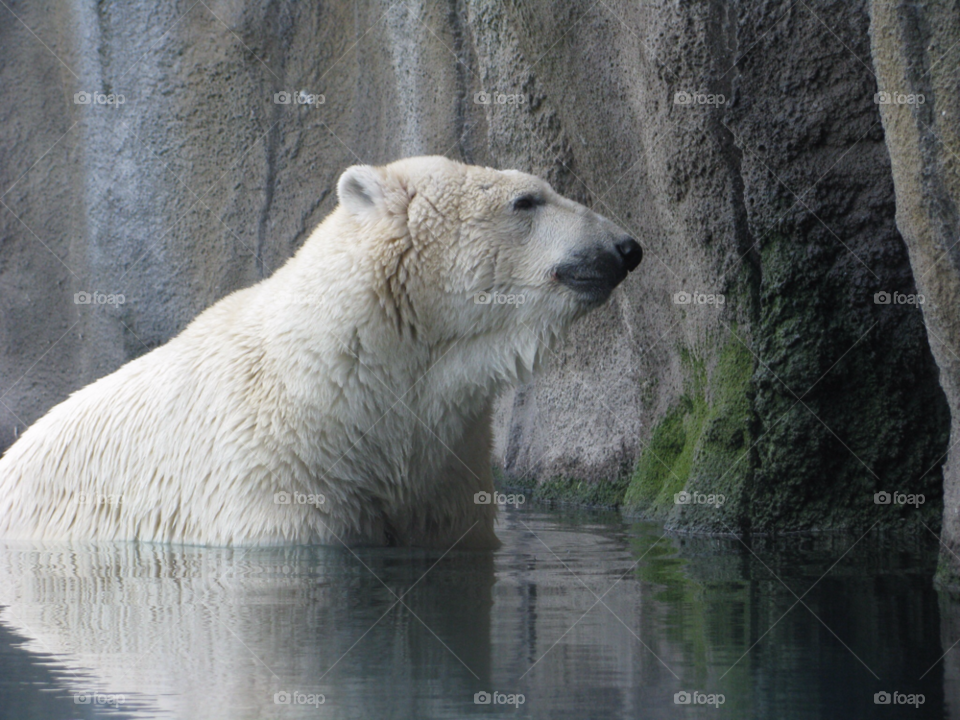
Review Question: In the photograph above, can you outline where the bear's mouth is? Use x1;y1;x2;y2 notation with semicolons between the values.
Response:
553;258;629;304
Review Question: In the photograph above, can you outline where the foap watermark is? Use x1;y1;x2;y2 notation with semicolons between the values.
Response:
274;491;325;508
274;90;325;107
77;492;125;506
75;291;125;306
474;291;525;306
874;691;924;708
873;291;924;305
673;291;725;306
474;491;525;507
274;691;325;707
674;90;725;106
74;692;124;708
874;91;924;106
675;490;725;508
474;691;525;707
473;91;527;106
74;91;125;107
874;491;925;507
275;289;324;308
674;691;725;707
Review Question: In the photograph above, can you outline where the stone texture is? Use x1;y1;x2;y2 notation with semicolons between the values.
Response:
0;0;951;541
722;0;951;534
868;0;960;590
490;0;949;536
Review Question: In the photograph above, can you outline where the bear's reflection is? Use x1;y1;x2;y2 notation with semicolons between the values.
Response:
0;542;495;719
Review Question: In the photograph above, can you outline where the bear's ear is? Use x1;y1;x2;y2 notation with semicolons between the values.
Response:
337;165;386;219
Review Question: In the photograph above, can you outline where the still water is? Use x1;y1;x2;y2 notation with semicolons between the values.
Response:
0;505;955;719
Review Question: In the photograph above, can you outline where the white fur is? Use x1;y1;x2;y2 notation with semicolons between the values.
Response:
0;156;629;547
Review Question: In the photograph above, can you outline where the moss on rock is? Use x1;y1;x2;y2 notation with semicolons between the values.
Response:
624;335;755;529
497;465;631;508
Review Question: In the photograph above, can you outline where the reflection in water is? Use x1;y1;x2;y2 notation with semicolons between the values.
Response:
0;507;956;719
629;525;951;719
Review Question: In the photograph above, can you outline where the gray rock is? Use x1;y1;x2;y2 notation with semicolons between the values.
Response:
869;0;960;589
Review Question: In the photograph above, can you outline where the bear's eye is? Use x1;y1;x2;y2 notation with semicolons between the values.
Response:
512;194;542;211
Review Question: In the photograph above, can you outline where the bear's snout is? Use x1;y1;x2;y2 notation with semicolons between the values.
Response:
554;235;642;304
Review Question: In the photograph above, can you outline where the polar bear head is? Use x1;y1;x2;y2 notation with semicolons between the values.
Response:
334;156;642;349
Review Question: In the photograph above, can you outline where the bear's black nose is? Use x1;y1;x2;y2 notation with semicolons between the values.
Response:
616;238;643;272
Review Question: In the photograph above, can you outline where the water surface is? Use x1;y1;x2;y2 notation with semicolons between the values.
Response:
0;506;954;719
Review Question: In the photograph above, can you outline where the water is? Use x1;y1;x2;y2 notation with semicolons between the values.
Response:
0;505;954;719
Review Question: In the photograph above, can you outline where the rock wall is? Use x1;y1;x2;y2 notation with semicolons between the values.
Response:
0;0;952;538
485;0;950;535
869;0;960;589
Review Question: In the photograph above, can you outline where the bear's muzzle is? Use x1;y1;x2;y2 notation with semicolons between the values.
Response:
554;236;642;304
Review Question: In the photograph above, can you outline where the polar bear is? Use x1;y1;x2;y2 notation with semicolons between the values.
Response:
0;156;641;548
